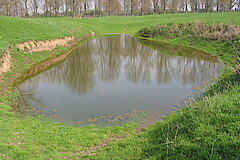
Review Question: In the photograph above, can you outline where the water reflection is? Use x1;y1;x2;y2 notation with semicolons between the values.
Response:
17;34;222;123
20;35;221;95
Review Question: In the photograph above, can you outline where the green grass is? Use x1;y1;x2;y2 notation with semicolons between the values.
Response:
0;12;240;159
91;38;240;159
0;46;137;159
93;85;240;160
91;21;240;160
1;12;240;55
0;103;137;159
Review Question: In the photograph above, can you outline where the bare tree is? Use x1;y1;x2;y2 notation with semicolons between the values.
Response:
121;0;129;16
190;0;198;12
161;0;169;13
24;0;29;17
129;0;137;16
204;0;214;12
152;0;159;13
238;0;240;10
168;0;179;13
0;0;239;17
229;0;238;10
73;0;76;17
31;0;39;17
138;0;151;15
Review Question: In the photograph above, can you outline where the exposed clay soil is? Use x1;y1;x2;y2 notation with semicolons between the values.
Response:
1;36;78;77
0;47;12;76
15;32;96;84
16;36;77;54
16;46;77;85
0;32;96;95
1;32;95;78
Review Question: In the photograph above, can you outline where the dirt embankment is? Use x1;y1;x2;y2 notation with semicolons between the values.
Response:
0;47;12;76
15;46;76;85
16;36;77;54
0;36;77;77
16;30;95;54
0;31;95;87
15;32;96;84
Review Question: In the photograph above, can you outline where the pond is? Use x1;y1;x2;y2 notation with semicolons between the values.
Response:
16;34;222;126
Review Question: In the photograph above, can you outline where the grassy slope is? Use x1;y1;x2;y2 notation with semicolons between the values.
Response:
0;47;137;160
94;86;240;160
1;12;240;53
92;36;240;159
0;12;240;159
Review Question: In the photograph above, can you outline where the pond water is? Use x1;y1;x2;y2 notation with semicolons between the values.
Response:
17;34;222;126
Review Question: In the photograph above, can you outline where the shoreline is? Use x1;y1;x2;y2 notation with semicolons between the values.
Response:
0;15;239;159
9;34;222;127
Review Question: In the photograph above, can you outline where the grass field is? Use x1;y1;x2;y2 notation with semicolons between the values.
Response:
93;85;240;160
0;12;239;159
1;12;240;54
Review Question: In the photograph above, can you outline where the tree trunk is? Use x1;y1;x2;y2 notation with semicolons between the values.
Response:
14;0;19;17
163;0;167;13
25;0;28;17
152;0;158;14
33;0;38;17
123;1;127;16
73;0;76;18
84;0;87;12
130;0;134;16
44;0;49;17
216;0;219;12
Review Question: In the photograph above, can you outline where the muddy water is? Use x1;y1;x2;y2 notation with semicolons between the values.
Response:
17;34;222;125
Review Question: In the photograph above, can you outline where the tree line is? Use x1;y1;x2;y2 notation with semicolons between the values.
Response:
0;0;239;18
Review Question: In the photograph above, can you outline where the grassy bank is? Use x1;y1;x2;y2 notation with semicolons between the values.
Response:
93;85;240;160
0;12;240;159
91;23;240;159
0;45;137;159
1;12;240;56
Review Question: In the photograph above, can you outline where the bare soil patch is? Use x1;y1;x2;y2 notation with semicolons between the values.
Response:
16;46;77;85
0;47;12;76
16;36;77;54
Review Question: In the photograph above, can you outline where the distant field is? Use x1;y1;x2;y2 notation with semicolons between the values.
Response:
0;12;240;54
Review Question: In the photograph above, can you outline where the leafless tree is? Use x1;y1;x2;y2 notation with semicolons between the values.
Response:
152;0;159;13
0;0;239;17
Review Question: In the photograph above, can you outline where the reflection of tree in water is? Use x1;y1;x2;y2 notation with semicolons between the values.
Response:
96;36;121;82
16;86;48;113
155;53;171;84
19;34;222;95
63;43;96;94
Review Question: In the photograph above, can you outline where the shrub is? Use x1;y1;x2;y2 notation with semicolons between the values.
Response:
136;22;240;42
